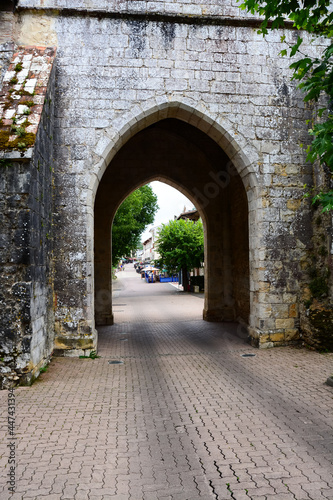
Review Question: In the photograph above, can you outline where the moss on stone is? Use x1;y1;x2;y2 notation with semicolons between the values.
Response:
3;96;14;110
319;245;328;256
0;130;36;151
14;62;23;72
0;159;13;167
0;130;11;148
309;275;329;298
18;89;35;97
309;306;333;351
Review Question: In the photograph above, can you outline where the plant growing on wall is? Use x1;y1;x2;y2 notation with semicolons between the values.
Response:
238;0;333;211
155;219;204;291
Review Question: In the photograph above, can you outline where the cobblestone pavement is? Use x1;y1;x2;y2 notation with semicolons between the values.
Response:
1;264;333;500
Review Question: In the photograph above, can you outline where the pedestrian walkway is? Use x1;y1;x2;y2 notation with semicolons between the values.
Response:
1;264;333;499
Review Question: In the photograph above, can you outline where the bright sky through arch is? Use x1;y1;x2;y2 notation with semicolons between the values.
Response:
141;181;195;242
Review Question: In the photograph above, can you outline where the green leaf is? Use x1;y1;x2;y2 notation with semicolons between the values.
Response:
112;185;159;266
237;0;333;210
290;36;303;57
156;219;204;274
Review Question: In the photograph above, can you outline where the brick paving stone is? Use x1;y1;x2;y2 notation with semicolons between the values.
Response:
37;495;61;500
0;265;333;499
286;483;313;499
75;490;90;500
264;496;295;500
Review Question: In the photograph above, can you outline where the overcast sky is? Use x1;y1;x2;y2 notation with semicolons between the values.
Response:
141;181;195;242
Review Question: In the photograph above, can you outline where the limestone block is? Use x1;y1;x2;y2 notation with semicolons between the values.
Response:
283;293;298;303
287;199;302;210
269;332;286;343
261;318;276;330
267;303;287;318
289;303;298;318
275;318;295;329
259;341;275;349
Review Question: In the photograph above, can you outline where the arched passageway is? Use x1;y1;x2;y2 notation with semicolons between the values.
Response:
94;118;250;330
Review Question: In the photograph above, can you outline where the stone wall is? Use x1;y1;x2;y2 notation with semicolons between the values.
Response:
27;57;56;382
0;41;15;86
0;5;16;83
229;173;249;324
0;46;56;388
0;159;32;388
0;10;16;85
0;2;331;379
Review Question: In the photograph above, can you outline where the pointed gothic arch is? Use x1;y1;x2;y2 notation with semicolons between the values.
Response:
89;102;261;342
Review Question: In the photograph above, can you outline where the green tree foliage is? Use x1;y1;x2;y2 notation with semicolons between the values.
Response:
155;219;204;290
239;0;333;211
112;185;158;266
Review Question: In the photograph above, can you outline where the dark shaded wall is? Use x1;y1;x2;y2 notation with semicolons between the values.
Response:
299;161;333;351
229;175;250;323
0;65;55;389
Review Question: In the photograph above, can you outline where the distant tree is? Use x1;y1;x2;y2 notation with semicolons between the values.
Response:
112;185;158;266
238;0;333;211
155;219;204;291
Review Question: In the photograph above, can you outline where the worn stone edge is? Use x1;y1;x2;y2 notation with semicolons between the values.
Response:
15;6;297;30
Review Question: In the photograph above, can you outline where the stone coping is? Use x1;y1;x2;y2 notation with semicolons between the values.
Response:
15;4;297;30
0;45;56;159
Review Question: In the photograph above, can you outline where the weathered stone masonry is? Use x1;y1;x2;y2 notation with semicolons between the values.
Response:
0;1;332;388
0;45;56;388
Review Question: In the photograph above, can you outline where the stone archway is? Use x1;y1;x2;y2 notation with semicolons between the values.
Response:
94;115;255;334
